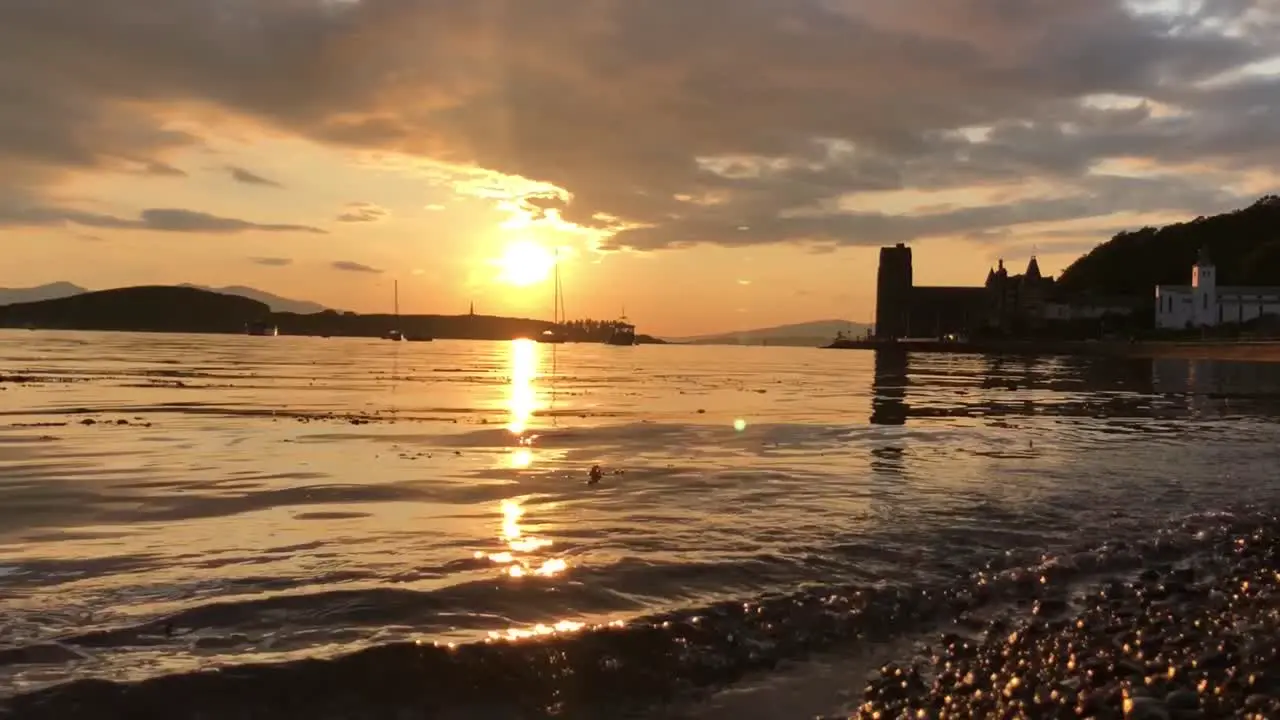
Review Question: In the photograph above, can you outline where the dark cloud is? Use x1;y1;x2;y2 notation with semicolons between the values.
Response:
228;165;283;187
1;0;1279;250
966;224;1144;248
331;260;383;273
251;256;293;266
0;204;326;234
336;201;389;223
135;209;323;233
141;160;187;177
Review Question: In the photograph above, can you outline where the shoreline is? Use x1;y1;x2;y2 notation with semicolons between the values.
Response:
823;339;1280;362
0;327;667;345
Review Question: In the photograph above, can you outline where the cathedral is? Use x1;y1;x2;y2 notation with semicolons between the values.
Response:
984;255;1056;334
873;243;1057;339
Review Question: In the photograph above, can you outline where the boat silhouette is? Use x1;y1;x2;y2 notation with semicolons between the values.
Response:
538;248;568;344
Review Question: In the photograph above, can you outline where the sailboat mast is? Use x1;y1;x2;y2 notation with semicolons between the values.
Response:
394;280;400;318
553;248;563;325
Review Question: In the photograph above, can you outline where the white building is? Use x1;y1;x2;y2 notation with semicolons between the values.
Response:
1155;248;1280;329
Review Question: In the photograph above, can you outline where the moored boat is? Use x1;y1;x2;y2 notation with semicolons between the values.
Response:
536;248;568;344
385;280;404;341
607;318;636;346
246;321;278;337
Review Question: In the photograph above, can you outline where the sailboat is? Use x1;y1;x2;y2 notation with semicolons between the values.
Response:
537;249;567;344
384;280;405;341
398;279;434;342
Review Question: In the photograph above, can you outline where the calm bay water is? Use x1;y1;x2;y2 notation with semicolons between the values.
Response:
3;331;1280;717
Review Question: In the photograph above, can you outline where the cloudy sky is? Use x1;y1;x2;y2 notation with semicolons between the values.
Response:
3;0;1279;335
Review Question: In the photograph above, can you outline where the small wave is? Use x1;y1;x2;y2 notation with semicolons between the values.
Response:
6;508;1277;718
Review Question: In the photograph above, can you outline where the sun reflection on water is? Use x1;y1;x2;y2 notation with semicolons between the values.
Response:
509;447;533;469
483;618;627;644
472;340;591;643
506;339;539;436
488;620;585;641
505;339;542;468
474;498;567;579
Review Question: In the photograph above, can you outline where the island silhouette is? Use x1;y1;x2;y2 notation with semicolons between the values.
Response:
0;286;666;344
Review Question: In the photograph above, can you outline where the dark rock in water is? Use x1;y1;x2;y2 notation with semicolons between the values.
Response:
0;643;87;667
1032;597;1068;617
1126;695;1171;719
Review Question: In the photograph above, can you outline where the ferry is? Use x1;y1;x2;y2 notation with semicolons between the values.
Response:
607;318;637;346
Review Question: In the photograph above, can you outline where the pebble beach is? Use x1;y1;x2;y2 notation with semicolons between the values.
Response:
850;510;1280;720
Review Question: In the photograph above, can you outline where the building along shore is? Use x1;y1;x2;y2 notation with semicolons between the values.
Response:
822;338;1280;363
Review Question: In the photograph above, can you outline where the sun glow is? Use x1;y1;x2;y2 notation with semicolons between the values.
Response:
495;240;556;287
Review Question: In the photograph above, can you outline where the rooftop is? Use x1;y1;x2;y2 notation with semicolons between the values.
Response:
1156;284;1280;295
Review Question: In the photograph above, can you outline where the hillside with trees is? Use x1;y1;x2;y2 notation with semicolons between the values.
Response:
1056;195;1280;297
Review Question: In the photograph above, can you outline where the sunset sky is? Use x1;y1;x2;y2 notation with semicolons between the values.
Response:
3;0;1280;335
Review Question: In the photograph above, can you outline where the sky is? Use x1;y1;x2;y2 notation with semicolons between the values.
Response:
3;0;1280;336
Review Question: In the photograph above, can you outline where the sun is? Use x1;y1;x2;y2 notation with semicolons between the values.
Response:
495;241;556;287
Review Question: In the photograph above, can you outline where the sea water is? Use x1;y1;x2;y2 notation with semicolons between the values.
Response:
3;331;1280;717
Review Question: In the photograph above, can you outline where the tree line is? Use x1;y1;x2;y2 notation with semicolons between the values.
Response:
555;317;631;341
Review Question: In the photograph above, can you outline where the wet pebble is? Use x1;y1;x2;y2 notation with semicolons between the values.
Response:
856;518;1280;719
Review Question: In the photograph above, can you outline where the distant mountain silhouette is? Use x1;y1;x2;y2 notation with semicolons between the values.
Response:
178;284;332;314
0;281;331;315
670;319;871;346
0;282;88;306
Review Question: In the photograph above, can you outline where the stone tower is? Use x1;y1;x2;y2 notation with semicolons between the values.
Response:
1191;246;1217;327
875;243;913;339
